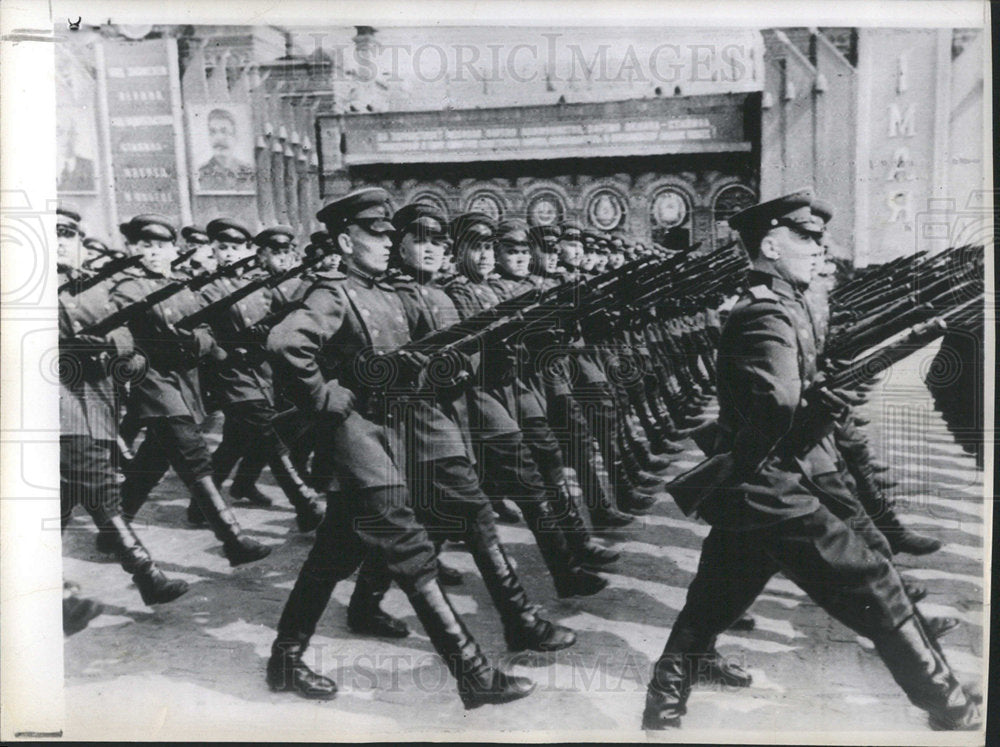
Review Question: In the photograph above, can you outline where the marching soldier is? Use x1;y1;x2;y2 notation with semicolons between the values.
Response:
264;189;544;708
197;221;324;532
400;207;615;599
57;207;189;610
645;191;980;731
179;225;216;275
523;221;657;517
806;199;942;557
111;214;271;567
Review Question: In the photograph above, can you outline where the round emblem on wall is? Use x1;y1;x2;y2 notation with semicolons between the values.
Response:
651;189;689;229
587;190;624;231
467;192;503;222
527;193;564;227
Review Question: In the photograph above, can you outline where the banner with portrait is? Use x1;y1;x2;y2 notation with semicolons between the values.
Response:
56;44;99;194
187;102;257;194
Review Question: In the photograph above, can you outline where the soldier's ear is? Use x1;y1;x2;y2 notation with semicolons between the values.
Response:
759;234;781;261
337;231;353;256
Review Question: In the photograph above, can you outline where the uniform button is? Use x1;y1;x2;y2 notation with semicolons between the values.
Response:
431;306;439;314
361;308;371;317
396;315;405;323
348;288;358;298
164;309;173;319
420;288;428;296
372;329;380;337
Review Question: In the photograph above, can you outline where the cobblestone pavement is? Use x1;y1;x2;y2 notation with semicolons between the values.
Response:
62;341;986;741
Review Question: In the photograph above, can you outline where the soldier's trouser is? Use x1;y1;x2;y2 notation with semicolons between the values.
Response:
276;486;437;642
571;383;621;473
651;505;976;726
517;416;568;490
61;435;121;528
546;393;603;510
408;457;499;544
121;415;213;515
810;471;893;560
664;503;914;652
211;399;288;485
478;433;551;511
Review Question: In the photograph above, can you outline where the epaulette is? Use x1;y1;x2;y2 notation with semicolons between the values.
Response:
746;284;779;302
443;274;469;288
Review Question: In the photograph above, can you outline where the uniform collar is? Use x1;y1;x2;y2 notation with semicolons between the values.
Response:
345;263;393;290
748;269;800;301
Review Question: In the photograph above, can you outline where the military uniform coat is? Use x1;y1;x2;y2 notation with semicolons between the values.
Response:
267;267;468;491
58;271;134;439
705;270;841;529
109;269;217;423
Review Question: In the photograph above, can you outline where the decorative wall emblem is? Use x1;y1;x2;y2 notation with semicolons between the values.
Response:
467;191;503;221
650;188;689;229
527;192;564;227
587;190;624;230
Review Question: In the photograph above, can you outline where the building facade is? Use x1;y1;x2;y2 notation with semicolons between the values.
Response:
56;24;985;265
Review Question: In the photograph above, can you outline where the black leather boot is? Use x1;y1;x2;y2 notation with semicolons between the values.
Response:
103;514;189;606
691;639;752;688
612;462;656;514
871;615;981;731
552;482;619;571
904;577;928;603
347;563;410;639
266;636;338;700
406;578;536;709
189;476;271;566
467;535;577;652
269;453;324;532
642;651;691;729
518;490;609;597
491;497;522;524
851;461;941;556
589;503;636;530
230;450;272;507
230;480;273;507
638;446;672;472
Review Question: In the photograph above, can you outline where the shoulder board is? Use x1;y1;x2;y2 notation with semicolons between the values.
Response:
746;284;779;302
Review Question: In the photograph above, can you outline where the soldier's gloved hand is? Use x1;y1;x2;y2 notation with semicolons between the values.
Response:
424;349;474;396
482;344;518;388
520;326;563;352
320;381;356;422
116;351;148;383
397;349;430;381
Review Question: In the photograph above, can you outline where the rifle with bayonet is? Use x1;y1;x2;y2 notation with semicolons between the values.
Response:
58;254;145;295
663;288;984;518
173;249;334;333
75;254;257;339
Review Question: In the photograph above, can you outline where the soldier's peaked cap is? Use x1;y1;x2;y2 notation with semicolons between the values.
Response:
811;197;835;226
82;237;110;255
57;206;82;228
559;221;583;241
206;218;252;243
450;212;496;245
120;214;176;243
254;225;296;248
181;226;211;244
728;189;824;239
495;218;531;243
392;203;449;235
316;187;393;233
